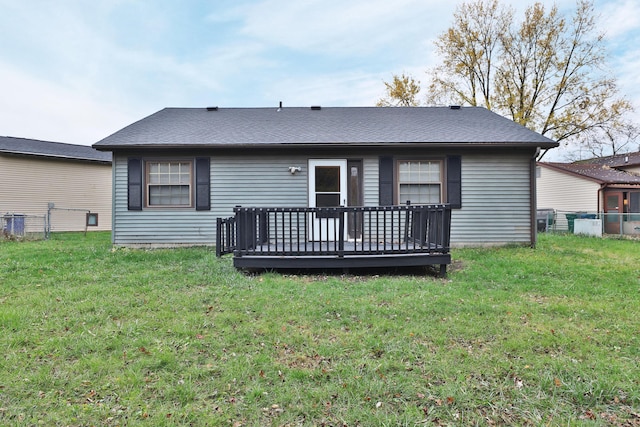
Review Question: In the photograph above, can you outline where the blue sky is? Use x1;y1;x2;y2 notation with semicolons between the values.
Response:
1;0;638;159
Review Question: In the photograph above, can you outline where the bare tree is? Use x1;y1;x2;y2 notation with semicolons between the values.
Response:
427;0;512;109
381;0;636;157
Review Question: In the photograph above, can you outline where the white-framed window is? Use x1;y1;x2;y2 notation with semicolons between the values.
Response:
397;160;443;204
145;160;193;207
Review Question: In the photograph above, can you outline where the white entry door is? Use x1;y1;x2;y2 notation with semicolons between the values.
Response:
308;159;348;241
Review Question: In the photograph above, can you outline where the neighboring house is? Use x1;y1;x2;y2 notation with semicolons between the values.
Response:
537;158;640;234
93;106;557;248
0;136;112;232
575;151;640;175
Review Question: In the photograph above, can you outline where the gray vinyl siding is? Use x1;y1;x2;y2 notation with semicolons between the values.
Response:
112;152;534;247
113;155;217;246
450;153;533;246
212;155;309;217
113;153;379;246
362;157;379;206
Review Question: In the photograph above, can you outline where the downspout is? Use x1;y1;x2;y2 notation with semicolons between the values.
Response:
597;184;606;214
530;150;539;248
597;183;608;236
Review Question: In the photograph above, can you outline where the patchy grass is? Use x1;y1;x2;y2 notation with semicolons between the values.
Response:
0;232;638;426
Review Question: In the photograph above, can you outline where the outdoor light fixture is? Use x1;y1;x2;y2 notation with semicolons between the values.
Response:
288;166;302;174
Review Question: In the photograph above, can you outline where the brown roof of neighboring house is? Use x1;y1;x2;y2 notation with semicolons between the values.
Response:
576;151;640;168
540;162;640;185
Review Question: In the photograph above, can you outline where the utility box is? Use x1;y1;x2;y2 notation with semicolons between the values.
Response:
574;218;602;237
3;214;26;236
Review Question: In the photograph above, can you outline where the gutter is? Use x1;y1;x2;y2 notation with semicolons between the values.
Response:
0;150;112;164
94;141;559;151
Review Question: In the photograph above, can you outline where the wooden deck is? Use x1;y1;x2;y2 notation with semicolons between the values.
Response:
217;204;452;276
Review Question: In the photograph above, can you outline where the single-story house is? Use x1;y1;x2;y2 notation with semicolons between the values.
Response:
94;105;557;253
576;151;640;175
537;156;640;234
0;136;112;233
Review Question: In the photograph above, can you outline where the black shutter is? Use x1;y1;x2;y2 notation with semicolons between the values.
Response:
447;155;462;209
379;156;394;205
195;157;211;211
128;158;143;211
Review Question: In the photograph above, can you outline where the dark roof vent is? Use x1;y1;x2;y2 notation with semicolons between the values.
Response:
449;105;461;110
206;106;218;111
310;105;322;110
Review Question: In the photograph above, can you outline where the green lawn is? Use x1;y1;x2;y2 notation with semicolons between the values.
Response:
1;232;638;426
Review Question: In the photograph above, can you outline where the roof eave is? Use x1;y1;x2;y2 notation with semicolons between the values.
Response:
537;162;606;184
94;141;558;151
538;162;640;185
0;149;111;163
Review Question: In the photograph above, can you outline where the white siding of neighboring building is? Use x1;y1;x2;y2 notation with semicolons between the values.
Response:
536;165;600;211
0;154;112;232
536;164;600;230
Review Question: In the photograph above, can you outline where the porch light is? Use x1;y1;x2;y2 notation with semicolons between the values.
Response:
288;166;302;174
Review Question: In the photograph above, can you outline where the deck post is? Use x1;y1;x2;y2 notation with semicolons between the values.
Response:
236;206;256;252
338;208;345;258
215;218;222;257
439;264;447;278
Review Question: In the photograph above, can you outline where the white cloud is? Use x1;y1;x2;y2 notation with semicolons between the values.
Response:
238;0;456;57
1;0;639;147
599;0;640;39
0;64;139;145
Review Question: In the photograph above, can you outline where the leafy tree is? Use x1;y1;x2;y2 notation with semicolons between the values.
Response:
376;73;421;107
428;0;512;110
381;0;636;158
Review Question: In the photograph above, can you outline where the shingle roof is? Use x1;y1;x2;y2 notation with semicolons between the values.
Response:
576;151;640;168
540;162;640;185
93;106;558;149
0;136;111;163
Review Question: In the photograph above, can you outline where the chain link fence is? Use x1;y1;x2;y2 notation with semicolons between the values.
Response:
537;209;640;237
1;213;47;241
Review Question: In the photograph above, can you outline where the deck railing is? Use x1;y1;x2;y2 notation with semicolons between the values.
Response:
216;204;451;258
215;215;236;257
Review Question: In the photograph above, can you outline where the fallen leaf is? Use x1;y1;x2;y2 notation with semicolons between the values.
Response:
554;378;562;387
